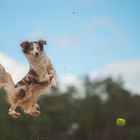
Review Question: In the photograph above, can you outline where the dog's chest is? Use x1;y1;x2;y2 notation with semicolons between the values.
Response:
31;58;49;81
34;62;47;73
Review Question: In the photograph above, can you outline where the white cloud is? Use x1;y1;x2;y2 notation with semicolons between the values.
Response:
59;74;85;98
82;0;95;4
56;16;127;52
0;52;85;98
0;52;28;84
1;52;139;97
90;59;140;94
100;17;126;43
93;16;110;26
57;36;80;49
27;29;46;40
59;59;140;97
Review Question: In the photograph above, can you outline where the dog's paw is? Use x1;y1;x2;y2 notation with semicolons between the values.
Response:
40;75;53;83
51;81;57;89
30;110;40;117
46;75;53;81
9;112;21;119
34;103;40;110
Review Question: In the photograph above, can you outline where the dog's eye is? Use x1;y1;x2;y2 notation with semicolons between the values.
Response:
37;47;41;51
29;46;33;51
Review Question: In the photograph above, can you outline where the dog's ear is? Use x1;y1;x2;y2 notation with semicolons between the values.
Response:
38;40;47;46
20;41;31;53
20;41;30;48
38;40;47;51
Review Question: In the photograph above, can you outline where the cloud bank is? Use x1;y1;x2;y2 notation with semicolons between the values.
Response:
60;59;140;96
0;52;28;84
90;59;140;94
0;52;140;96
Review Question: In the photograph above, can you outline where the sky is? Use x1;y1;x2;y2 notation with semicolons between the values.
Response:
0;0;140;95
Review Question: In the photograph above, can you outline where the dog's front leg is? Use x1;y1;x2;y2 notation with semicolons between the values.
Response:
9;104;21;118
39;73;52;83
50;78;57;89
48;70;57;89
41;73;56;88
47;60;57;89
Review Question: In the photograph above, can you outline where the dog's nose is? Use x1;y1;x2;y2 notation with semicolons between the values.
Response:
35;52;39;57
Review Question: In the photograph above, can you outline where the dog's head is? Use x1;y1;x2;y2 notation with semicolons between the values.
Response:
20;40;47;57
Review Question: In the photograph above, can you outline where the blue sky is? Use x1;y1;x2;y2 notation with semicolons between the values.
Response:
0;0;140;78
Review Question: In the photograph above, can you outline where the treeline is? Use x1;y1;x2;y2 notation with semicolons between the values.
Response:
0;77;140;140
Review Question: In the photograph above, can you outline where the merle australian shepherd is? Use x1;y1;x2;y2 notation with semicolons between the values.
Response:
0;40;57;118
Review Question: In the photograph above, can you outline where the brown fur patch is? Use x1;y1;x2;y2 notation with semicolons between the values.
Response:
29;69;38;76
27;77;38;84
15;80;26;88
21;41;31;54
16;88;26;99
27;69;39;84
37;40;47;51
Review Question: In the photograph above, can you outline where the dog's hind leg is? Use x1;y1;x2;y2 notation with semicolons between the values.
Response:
24;106;40;117
23;100;40;117
9;104;21;118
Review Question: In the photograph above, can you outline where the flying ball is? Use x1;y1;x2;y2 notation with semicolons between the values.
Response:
116;118;126;126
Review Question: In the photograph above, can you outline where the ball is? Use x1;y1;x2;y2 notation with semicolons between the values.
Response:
116;118;126;126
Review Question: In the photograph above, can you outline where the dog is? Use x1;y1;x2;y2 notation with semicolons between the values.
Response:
0;40;57;118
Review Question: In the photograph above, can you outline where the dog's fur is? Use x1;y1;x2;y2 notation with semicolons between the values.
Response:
0;40;57;118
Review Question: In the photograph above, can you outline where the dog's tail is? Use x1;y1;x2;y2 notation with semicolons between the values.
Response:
0;64;15;95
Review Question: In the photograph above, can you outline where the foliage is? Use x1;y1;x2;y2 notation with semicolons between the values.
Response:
0;77;140;140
